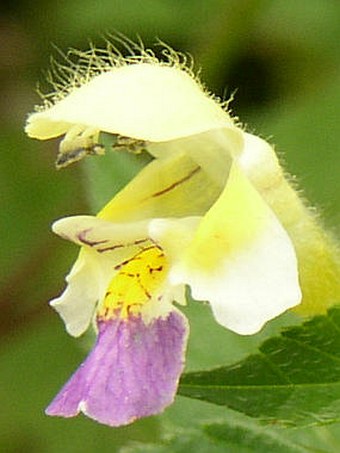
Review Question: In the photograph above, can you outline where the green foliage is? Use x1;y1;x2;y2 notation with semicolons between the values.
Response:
179;306;340;427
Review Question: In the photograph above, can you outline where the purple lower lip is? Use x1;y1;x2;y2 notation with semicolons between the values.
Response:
46;310;189;426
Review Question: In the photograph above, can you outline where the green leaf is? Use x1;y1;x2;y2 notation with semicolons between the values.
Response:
122;420;309;453
178;306;340;427
203;422;312;453
121;429;227;453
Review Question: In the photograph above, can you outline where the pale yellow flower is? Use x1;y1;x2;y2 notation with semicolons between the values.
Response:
25;42;339;339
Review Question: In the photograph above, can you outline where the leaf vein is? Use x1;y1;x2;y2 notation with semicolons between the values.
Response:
179;381;340;390
279;334;340;365
258;350;292;384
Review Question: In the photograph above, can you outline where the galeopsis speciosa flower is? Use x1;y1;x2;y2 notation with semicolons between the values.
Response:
25;42;340;427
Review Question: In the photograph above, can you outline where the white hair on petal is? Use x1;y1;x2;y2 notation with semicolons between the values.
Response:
35;34;233;115
36;35;193;110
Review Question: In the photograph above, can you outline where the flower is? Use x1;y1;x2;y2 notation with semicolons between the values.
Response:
25;42;340;427
43;138;301;426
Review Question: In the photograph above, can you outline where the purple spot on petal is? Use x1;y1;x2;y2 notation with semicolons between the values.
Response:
46;310;189;427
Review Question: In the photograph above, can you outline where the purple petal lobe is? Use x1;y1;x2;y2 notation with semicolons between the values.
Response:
46;310;188;426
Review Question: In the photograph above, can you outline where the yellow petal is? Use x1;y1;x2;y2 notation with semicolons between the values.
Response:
98;245;169;320
98;151;222;222
26;63;236;143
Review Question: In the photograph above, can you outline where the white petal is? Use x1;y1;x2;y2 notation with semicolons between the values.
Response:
237;132;283;193
52;215;150;250
149;216;201;263
50;249;102;337
141;283;187;325
167;164;301;335
148;128;243;188
173;223;301;335
26;64;235;142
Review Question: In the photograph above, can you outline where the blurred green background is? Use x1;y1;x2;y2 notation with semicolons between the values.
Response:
1;1;339;451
